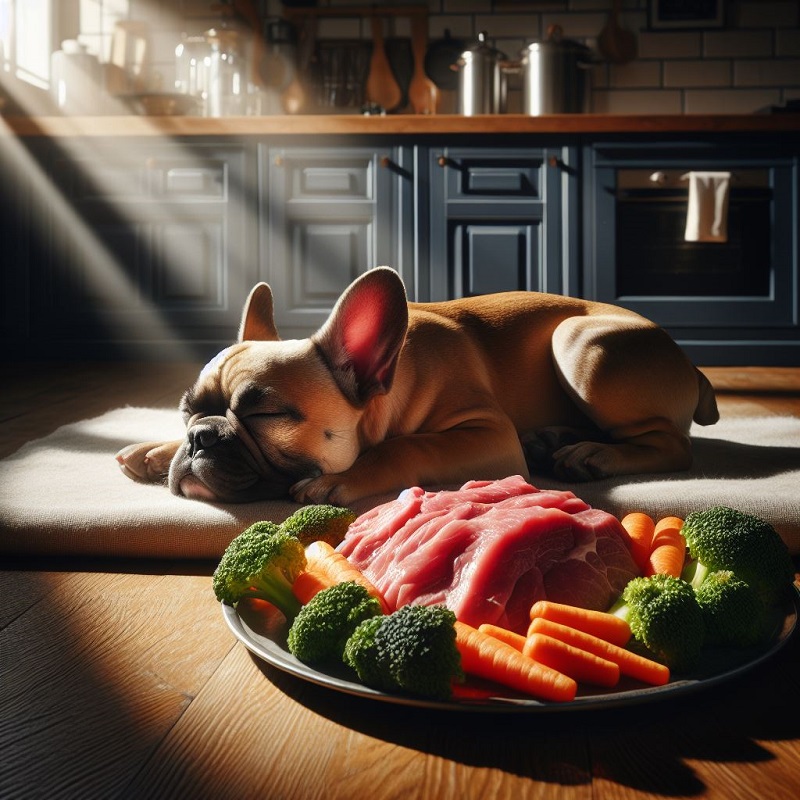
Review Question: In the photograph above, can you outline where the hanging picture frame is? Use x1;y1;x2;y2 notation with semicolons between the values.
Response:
649;0;725;30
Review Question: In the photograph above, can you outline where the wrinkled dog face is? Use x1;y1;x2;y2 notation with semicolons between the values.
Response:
169;339;363;503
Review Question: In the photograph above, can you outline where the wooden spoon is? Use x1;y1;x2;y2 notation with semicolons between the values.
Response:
598;0;637;65
365;15;403;112
407;13;438;114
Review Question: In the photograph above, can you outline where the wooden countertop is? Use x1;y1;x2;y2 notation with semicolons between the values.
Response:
3;563;799;799
3;112;800;137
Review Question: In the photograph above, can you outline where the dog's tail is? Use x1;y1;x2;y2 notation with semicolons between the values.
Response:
693;368;720;425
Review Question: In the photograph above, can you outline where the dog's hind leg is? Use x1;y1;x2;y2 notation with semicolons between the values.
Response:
548;314;707;480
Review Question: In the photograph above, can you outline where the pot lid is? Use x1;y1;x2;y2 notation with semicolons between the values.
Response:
461;31;506;60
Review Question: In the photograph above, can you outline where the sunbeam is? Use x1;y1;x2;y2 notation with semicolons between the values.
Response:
0;0;268;360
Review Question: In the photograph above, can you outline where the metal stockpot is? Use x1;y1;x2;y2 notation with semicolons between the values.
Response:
520;26;593;115
453;31;507;115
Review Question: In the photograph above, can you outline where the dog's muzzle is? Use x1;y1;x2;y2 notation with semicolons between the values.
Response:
170;409;318;502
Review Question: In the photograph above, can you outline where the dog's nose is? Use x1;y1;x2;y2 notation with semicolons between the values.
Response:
187;423;220;456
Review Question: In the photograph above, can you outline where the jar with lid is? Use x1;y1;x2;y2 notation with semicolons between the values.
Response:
175;34;212;113
205;27;247;117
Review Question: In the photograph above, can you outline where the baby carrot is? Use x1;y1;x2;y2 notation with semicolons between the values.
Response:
478;623;526;651
454;621;577;703
527;617;670;686
647;516;687;578
528;600;631;647
292;541;390;613
523;633;620;688
620;512;656;574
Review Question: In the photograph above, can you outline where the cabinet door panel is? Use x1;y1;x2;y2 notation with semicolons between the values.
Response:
265;146;411;336
289;221;367;308
429;147;569;302
153;220;224;307
454;222;541;296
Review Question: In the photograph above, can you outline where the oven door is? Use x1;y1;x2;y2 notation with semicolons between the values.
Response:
587;148;797;332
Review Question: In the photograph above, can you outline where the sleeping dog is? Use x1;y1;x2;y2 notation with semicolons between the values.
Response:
116;267;718;505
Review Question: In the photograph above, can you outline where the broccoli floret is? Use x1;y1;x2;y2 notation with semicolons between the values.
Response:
280;504;357;547
343;604;464;700
212;522;306;620
694;570;767;648
287;581;382;664
611;574;704;673
341;615;391;690
681;506;794;605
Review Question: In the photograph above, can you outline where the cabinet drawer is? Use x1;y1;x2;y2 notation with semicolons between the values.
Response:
438;150;543;200
274;151;375;202
152;162;227;199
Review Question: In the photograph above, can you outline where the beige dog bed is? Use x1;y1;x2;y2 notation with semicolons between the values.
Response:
1;407;798;559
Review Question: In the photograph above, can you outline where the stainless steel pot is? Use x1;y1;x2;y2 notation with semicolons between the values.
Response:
453;31;507;115
520;26;593;115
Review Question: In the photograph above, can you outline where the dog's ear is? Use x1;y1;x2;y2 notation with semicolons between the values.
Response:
238;283;280;342
313;267;409;405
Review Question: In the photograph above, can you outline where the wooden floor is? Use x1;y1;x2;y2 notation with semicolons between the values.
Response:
2;362;799;800
2;362;799;460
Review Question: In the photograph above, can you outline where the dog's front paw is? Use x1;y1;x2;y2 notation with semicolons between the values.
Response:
551;441;617;482
116;440;180;484
291;475;354;506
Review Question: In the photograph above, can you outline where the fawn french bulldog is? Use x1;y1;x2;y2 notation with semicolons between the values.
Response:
116;267;718;505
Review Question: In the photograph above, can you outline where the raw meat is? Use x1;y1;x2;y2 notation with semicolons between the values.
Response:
337;475;640;633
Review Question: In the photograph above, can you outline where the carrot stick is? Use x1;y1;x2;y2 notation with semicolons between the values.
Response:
527;617;670;686
647;516;687;578
454;621;577;703
620;512;656;574
523;633;620;688
528;600;631;647
291;541;390;613
478;623;526;652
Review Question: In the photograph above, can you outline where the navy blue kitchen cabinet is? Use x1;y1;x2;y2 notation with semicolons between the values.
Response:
262;144;415;338
22;139;255;359
426;146;580;302
2;130;797;365
584;140;799;365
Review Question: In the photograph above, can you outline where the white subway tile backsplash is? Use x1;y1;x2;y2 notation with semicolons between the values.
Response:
609;59;661;88
737;1;799;29
735;59;800;87
703;30;773;58
664;59;731;88
474;14;540;39
442;0;492;12
684;88;781;114
638;30;702;59
592;89;682;114
115;0;800;116
539;13;608;39
429;15;475;39
776;28;800;56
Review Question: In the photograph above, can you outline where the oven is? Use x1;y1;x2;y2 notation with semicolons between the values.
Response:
585;142;798;364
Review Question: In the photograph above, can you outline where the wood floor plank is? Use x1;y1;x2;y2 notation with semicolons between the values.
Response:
123;641;594;800
0;571;233;799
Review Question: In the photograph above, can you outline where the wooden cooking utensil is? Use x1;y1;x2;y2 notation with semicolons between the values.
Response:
407;13;438;114
598;0;637;65
365;14;403;112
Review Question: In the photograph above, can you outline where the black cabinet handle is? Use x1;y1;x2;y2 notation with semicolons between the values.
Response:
380;155;411;179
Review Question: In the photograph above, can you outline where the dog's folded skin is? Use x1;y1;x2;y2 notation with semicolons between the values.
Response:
116;267;719;506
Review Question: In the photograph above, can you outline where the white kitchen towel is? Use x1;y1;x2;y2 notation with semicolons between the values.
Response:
684;171;731;243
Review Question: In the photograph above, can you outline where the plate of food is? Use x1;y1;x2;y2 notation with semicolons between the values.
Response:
217;481;798;712
221;586;797;713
